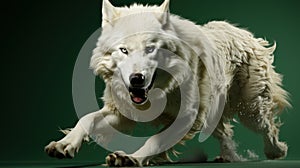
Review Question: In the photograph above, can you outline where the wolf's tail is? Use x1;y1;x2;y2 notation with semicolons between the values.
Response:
259;40;291;114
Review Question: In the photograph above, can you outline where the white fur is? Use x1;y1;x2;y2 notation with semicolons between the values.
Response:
45;0;290;166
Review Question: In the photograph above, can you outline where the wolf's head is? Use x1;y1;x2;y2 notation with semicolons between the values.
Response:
91;0;192;106
88;0;227;146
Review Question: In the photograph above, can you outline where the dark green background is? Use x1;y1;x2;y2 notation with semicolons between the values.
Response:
1;0;299;164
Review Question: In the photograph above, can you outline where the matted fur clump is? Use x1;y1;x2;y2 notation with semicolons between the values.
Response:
45;0;290;166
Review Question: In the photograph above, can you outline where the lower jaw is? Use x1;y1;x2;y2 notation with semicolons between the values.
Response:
131;97;148;105
131;98;151;110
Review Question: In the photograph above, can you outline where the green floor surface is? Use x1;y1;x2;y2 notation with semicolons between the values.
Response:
1;160;299;168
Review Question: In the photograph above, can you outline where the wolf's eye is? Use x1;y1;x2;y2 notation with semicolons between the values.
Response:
145;46;156;54
120;47;128;55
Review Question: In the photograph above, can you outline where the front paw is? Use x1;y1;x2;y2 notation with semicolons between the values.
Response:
44;141;77;159
106;151;141;167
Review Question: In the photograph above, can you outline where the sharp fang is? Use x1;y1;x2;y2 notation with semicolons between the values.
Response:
130;92;134;97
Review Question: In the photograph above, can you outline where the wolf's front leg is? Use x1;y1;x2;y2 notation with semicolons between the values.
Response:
105;111;197;167
45;107;122;159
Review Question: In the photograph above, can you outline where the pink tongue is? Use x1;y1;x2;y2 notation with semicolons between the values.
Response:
133;97;143;103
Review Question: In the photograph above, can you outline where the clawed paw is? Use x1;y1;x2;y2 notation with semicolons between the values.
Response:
105;151;141;167
45;141;77;159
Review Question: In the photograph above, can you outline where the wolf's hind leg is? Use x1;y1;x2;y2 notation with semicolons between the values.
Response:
213;117;243;162
238;96;287;159
236;40;289;160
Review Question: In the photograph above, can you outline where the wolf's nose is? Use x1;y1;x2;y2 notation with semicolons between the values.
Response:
129;73;145;87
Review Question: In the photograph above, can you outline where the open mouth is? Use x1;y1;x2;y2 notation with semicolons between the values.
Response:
129;72;156;105
129;87;149;104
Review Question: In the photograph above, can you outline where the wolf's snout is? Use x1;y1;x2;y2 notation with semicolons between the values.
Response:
129;73;145;88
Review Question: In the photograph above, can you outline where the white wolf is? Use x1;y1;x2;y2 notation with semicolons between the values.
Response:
45;0;290;166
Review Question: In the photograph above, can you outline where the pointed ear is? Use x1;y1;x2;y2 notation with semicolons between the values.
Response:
159;0;170;13
158;0;171;28
102;0;118;27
